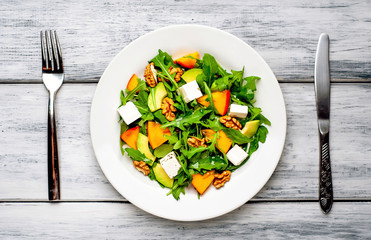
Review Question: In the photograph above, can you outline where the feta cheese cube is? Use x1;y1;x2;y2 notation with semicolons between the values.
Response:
160;151;181;179
229;104;248;118
117;101;142;125
226;145;248;166
178;80;203;103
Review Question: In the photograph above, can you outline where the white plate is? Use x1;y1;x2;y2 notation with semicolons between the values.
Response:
90;25;286;221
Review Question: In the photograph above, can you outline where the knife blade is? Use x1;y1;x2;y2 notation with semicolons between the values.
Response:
314;33;333;214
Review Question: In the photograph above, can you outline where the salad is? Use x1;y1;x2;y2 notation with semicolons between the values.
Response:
117;50;270;200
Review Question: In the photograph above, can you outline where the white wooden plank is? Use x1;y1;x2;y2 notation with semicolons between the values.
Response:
1;83;370;200
0;0;370;82
0;202;370;239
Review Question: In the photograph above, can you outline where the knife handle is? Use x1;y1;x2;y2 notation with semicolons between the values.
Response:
319;131;333;213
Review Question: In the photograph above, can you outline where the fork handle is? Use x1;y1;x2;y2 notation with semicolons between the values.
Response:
319;131;333;213
48;91;60;200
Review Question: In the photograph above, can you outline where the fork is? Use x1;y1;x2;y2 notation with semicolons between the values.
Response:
40;30;64;200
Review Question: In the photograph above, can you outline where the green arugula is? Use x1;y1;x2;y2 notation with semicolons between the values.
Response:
189;155;228;172
120;78;146;106
181;146;208;159
202;53;219;86
210;76;230;91
124;148;153;165
223;128;253;144
161;109;212;130
151;50;179;90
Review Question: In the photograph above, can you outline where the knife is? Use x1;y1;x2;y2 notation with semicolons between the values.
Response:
314;33;333;214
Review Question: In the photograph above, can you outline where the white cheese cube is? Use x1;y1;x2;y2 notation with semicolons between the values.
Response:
226;145;248;166
160;151;181;179
229;104;248;118
117;101;142;125
178;80;203;103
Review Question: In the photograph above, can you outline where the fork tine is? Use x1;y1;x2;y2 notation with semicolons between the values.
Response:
45;30;54;71
53;31;63;71
40;31;48;70
49;30;59;71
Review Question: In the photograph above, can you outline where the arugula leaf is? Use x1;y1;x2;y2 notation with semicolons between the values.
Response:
154;144;174;158
230;76;260;105
137;113;154;127
120;91;125;106
196;73;207;93
161;109;212;130
257;126;268;143
202;53;219;86
165;135;178;144
217;63;229;77
248;107;262;121
124;148;153;165
207;131;219;154
203;82;218;114
174;140;182;150
244;76;260;91
133;91;154;125
200;114;224;131
210;76;229;91
223;128;253;144
248;138;259;156
230;95;249;106
120;78;146;105
189;155;228;171
255;113;271;126
153;110;169;124
174;92;188;113
167;170;190;200
151;50;178;90
181;146;208;159
235;86;255;103
230;69;244;89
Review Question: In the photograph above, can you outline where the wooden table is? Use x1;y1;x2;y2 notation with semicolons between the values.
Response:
1;1;370;239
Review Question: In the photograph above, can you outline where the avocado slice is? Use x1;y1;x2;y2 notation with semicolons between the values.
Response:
241;120;260;138
148;82;167;112
153;164;174;188
181;68;203;83
137;133;156;165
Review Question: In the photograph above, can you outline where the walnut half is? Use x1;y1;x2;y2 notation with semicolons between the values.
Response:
144;62;157;87
219;116;242;130
187;136;208;148
213;170;231;189
161;97;176;121
169;66;183;82
133;160;150;176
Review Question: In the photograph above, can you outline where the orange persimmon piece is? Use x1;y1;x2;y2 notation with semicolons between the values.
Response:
121;126;140;149
175;52;200;69
197;90;230;116
126;74;139;91
192;170;215;195
201;129;232;154
197;95;209;107
147;121;171;149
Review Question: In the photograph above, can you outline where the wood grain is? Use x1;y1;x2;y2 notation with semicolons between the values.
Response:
0;202;370;239
0;0;370;83
0;83;370;200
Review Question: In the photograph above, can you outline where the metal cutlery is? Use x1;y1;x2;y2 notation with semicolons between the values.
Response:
314;33;333;214
40;30;64;200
